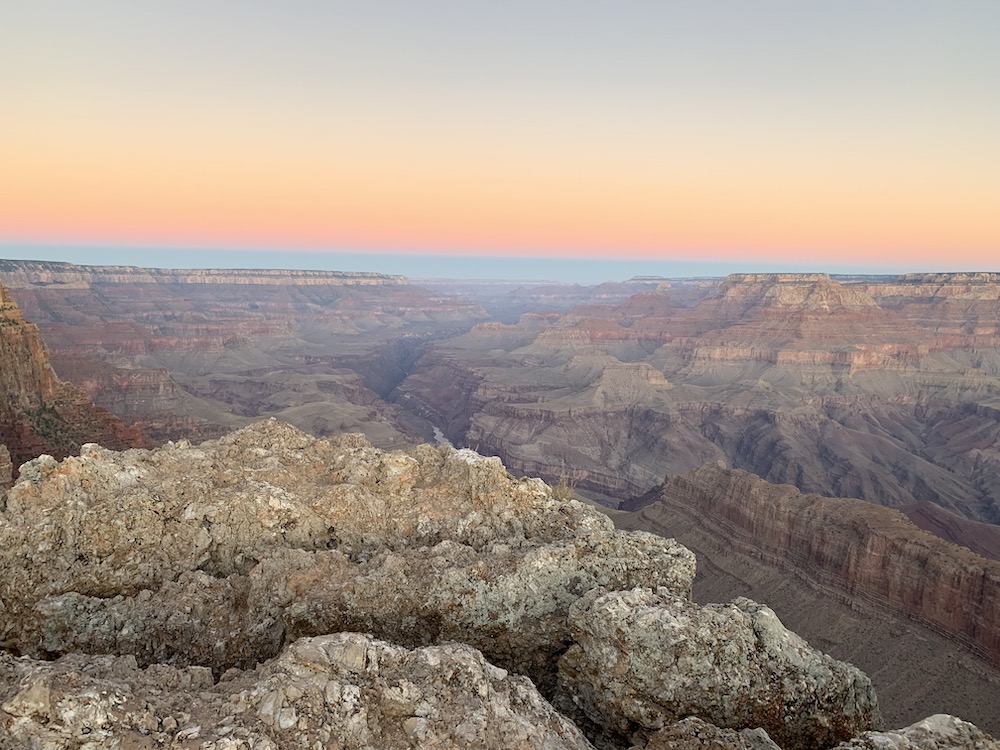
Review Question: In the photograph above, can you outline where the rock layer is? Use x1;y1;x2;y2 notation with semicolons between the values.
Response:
0;283;146;474
0;259;488;448
631;464;1000;670
398;272;1000;529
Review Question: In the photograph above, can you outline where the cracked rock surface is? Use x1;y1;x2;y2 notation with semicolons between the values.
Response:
555;588;882;750
0;633;594;749
0;419;694;693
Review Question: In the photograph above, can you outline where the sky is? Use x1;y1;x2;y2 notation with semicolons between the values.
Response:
1;1;998;280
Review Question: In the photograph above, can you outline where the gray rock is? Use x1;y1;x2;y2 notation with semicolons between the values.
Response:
832;714;1000;749
555;587;882;750
637;717;781;750
0;633;596;749
0;420;695;694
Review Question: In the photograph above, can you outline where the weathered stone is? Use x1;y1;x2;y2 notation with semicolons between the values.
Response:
832;714;1000;749
0;420;694;694
556;587;881;750
638;717;781;750
0;634;595;749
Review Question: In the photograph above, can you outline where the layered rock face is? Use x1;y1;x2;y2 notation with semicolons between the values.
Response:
398;272;1000;532
1;420;945;749
613;463;1000;732
0;445;10;490
640;464;1000;669
0;283;146;475
0;259;489;448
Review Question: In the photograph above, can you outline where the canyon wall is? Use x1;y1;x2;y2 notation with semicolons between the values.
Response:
0;284;146;474
624;463;1000;669
612;465;1000;732
398;273;1000;534
0;259;489;449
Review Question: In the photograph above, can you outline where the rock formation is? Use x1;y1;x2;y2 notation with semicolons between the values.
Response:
397;272;1000;533
0;635;594;750
612;463;1000;733
832;714;1000;750
9;420;984;749
0;445;10;490
640;717;782;750
0;259;488;448
556;588;880;750
628;464;1000;669
0;283;146;476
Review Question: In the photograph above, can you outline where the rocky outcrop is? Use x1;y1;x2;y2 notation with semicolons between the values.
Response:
631;464;1000;669
555;588;880;750
0;283;147;474
2;420;995;749
640;717;781;750
832;714;1000;750
0;420;694;696
0;634;593;750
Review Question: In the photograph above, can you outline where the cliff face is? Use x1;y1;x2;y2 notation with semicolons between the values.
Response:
0;284;147;474
0;259;489;448
630;463;1000;669
0;444;11;490
399;273;1000;533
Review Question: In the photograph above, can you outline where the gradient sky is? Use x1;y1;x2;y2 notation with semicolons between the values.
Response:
2;1;998;278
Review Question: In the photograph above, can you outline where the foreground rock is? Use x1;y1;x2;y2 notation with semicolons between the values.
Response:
638;717;780;750
556;588;881;750
832;714;1000;749
0;419;694;694
0;633;594;749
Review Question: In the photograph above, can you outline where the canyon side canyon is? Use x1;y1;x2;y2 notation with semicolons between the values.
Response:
2;259;1000;746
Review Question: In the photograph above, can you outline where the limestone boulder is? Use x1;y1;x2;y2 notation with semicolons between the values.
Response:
556;588;881;750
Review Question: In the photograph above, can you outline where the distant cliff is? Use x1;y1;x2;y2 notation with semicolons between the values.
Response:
627;463;1000;669
0;283;146;474
0;259;405;288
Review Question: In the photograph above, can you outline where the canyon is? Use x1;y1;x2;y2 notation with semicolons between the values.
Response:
612;464;1000;732
2;258;1000;745
399;272;1000;532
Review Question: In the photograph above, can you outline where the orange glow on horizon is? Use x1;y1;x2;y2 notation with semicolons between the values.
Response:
2;119;997;267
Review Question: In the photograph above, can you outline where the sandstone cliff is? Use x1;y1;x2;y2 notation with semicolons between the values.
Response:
0;420;942;749
0;283;147;474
